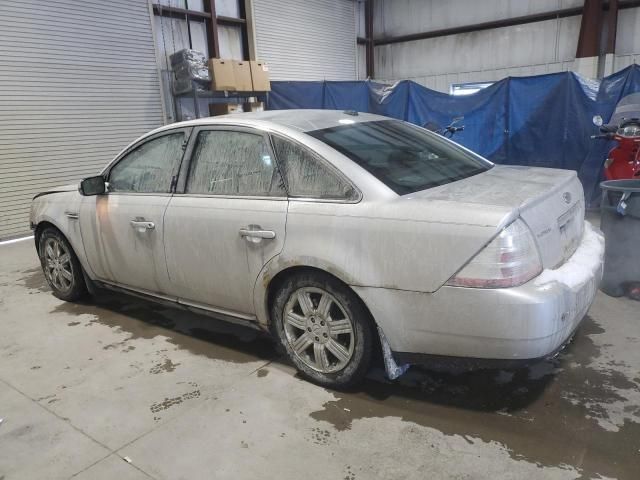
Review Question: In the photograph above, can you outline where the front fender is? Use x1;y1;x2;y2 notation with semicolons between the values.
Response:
31;193;95;278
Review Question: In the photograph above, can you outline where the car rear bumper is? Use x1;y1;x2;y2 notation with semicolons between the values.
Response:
353;221;605;364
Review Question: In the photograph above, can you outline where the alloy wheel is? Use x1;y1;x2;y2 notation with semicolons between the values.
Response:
42;237;74;293
283;287;355;373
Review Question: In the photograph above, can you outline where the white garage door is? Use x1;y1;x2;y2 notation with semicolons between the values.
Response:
0;0;164;240
252;0;356;81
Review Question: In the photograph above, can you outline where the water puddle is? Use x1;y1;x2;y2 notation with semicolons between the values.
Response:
49;290;278;365
309;317;640;479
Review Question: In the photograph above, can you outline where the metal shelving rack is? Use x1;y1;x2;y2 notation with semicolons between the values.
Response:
173;81;269;120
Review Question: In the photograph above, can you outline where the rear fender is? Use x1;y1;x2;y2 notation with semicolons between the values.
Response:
252;255;357;328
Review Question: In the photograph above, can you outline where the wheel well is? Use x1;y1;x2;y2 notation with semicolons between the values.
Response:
34;221;60;249
265;265;383;365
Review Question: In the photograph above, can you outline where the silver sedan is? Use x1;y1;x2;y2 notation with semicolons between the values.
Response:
30;110;604;387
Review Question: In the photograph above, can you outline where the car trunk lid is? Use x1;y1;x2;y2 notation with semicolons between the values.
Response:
410;165;585;269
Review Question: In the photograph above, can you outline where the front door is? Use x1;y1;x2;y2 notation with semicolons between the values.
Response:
79;129;189;295
163;127;287;316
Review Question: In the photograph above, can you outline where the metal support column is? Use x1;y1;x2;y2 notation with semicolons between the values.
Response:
365;0;374;78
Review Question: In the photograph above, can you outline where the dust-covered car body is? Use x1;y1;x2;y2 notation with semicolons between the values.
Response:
30;110;604;377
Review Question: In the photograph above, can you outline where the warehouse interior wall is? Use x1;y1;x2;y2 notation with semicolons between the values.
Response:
373;0;640;92
153;0;245;123
252;0;357;81
0;0;165;241
153;0;360;121
615;6;640;70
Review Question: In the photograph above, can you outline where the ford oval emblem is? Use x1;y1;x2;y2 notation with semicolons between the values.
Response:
562;192;572;204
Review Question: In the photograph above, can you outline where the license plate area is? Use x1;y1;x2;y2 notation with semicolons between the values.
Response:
557;202;583;262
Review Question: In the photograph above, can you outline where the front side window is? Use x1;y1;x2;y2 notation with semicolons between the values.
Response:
186;130;285;196
308;120;492;195
271;136;356;200
109;133;185;193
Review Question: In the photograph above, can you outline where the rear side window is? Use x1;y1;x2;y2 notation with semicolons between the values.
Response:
271;136;357;200
308;120;492;195
109;133;185;193
186;130;285;196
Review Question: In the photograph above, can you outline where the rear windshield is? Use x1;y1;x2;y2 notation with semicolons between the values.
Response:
308;120;492;195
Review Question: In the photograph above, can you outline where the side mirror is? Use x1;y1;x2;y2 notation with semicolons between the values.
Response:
593;115;603;127
79;176;106;196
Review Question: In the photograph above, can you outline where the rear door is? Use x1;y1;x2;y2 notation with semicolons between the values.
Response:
163;126;287;317
79;128;190;295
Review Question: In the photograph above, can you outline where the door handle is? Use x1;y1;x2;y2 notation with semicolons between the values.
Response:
130;220;155;231
239;227;276;240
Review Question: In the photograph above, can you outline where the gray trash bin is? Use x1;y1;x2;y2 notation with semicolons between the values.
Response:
599;179;640;297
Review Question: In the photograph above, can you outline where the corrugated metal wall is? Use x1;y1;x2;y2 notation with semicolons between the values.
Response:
373;0;583;91
0;0;164;240
613;6;640;72
373;0;640;92
252;0;356;81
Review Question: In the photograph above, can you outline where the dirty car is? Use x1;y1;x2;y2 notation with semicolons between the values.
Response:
30;110;605;388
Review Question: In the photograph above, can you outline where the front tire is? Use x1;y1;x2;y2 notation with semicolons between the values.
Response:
38;228;86;301
271;271;373;388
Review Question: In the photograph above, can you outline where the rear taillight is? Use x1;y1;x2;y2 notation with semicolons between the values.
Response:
446;219;542;288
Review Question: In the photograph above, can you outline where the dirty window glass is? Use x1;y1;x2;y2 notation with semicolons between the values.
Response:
187;131;285;196
271;136;356;200
109;133;184;193
308;120;492;195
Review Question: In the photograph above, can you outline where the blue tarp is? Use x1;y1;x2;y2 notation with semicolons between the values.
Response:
267;65;640;207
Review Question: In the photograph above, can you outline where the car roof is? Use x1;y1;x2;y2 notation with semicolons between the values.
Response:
156;109;390;134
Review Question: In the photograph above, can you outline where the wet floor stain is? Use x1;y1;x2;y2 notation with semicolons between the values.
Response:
48;291;279;365
14;268;640;478
149;359;181;375
18;268;49;293
344;465;356;480
150;389;201;413
66;321;81;326
102;340;129;351
309;317;640;480
308;426;333;445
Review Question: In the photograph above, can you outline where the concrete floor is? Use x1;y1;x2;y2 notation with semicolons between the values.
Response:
0;237;639;480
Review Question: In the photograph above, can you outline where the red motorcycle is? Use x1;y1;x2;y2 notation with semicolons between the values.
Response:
592;92;640;180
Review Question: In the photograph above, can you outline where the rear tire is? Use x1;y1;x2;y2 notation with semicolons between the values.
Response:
271;271;373;389
37;228;87;302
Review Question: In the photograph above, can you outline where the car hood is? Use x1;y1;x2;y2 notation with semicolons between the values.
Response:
33;184;78;199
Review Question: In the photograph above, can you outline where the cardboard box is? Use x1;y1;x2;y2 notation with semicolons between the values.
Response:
209;59;236;91
244;101;264;113
232;60;253;91
208;103;243;116
250;60;271;91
